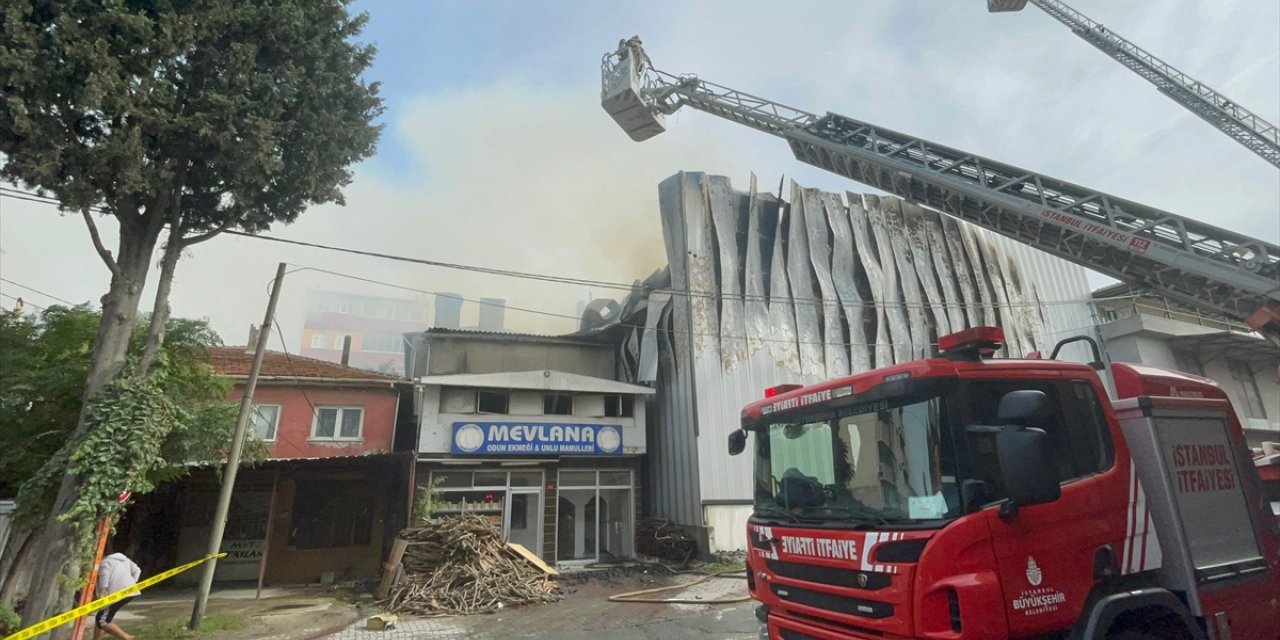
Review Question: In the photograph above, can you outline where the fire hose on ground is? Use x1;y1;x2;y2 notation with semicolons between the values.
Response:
601;561;752;605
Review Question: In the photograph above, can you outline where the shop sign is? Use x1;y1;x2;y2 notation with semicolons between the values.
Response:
451;422;623;455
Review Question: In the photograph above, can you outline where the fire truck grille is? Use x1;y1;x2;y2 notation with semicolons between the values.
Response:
771;583;894;619
766;559;891;590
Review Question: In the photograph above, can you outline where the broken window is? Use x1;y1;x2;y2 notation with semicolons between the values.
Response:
477;391;509;414
544;394;573;416
603;395;635;418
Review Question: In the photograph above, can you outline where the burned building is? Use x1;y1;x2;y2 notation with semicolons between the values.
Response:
584;172;1095;552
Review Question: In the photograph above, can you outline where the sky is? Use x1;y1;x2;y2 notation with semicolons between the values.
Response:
2;0;1278;352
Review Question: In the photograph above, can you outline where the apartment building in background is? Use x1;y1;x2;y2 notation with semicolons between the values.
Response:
1093;284;1280;448
301;291;511;375
300;291;432;376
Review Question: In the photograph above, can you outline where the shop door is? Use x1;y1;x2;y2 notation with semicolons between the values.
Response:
507;490;542;557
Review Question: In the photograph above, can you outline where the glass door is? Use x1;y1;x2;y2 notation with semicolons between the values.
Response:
557;470;633;564
506;490;542;555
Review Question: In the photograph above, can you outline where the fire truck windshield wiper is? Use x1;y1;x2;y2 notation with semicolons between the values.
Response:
808;505;896;528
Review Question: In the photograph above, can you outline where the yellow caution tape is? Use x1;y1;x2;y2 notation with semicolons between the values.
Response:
3;552;227;640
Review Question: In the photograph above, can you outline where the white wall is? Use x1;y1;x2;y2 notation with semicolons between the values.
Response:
418;384;647;454
705;504;754;553
1102;324;1279;441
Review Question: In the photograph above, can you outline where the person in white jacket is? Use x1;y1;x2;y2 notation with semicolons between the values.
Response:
93;548;141;640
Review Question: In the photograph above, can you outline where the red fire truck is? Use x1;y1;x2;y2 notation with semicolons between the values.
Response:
729;327;1280;640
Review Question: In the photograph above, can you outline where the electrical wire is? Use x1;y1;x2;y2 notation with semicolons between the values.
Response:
1;186;1138;311
290;263;1096;351
1;292;44;312
0;278;78;306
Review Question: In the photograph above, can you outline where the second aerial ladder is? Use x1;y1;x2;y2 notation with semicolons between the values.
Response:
601;37;1280;343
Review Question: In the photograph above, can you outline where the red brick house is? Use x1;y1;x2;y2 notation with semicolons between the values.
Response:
117;346;414;587
207;347;401;459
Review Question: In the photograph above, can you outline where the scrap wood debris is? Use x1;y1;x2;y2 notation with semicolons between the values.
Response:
383;515;559;616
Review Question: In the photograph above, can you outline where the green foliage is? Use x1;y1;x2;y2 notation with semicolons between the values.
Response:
0;306;100;499
0;0;383;235
0;600;20;635
61;376;183;553
412;476;448;525
1;307;265;551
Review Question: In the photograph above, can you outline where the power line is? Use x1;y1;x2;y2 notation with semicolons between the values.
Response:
296;264;969;350
0;187;108;214
231;230;638;291
0;278;77;305
1;188;1102;354
2;186;1123;311
0;292;44;312
290;266;585;326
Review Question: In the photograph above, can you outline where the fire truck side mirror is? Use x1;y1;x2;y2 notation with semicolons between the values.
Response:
996;426;1061;517
728;430;748;456
997;390;1052;427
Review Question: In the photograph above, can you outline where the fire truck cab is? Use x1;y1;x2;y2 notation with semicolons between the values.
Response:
731;327;1280;640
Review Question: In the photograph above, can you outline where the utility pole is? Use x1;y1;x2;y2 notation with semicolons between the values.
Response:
189;262;286;629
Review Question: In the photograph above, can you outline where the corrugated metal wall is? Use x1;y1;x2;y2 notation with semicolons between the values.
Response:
622;172;1095;543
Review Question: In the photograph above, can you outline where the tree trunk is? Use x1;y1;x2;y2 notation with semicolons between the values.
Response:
0;523;36;605
19;228;160;634
138;224;183;377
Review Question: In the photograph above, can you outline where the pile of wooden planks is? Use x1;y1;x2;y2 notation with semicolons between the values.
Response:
381;515;559;616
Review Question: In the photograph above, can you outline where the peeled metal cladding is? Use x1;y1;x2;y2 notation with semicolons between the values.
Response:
579;172;1093;546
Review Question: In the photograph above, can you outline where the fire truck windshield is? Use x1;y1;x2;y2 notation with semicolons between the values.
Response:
753;394;961;526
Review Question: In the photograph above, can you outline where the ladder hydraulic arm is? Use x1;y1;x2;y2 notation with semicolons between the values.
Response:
989;0;1280;169
601;38;1280;343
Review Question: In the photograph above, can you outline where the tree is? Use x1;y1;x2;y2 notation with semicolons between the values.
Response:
0;1;381;626
0;307;267;603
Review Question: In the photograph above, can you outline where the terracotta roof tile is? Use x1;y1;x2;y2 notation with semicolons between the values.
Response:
207;346;400;381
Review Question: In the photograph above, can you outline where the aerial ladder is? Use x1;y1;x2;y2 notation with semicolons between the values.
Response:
987;0;1280;169
601;37;1280;344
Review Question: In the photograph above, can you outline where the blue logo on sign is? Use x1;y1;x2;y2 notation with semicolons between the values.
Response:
451;422;625;456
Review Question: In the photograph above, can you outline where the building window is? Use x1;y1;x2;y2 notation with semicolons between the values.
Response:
362;335;403;353
477;391;509;414
428;470;546;558
363;301;378;317
338;301;352;314
250;404;280;441
312;406;364;440
310;333;327;349
289;480;373;549
544;394;573;416
604;395;635;418
1173;351;1205;377
1228;359;1266;419
394;305;413;320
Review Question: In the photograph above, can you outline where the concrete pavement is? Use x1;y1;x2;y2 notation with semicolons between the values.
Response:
320;572;760;640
